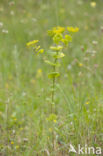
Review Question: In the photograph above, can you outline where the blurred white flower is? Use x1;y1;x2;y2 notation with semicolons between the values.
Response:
22;92;26;96
32;18;37;22
92;50;97;54
78;72;82;76
67;64;72;70
92;40;98;45
100;26;103;32
10;11;14;15
2;29;8;34
0;22;3;28
70;122;73;125
77;1;83;5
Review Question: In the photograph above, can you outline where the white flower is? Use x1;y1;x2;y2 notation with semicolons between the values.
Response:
2;29;8;34
0;22;3;28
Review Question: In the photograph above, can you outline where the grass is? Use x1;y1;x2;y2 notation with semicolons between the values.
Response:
0;0;103;155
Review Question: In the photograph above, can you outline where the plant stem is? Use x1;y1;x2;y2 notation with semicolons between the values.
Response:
51;67;55;113
51;52;58;151
51;56;58;113
5;99;9;156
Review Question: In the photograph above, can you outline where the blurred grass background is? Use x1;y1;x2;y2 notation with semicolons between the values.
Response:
0;0;103;155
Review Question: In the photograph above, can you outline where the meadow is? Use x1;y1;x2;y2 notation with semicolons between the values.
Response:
0;0;103;155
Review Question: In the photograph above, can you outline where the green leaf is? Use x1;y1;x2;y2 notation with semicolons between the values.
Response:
47;114;57;121
45;60;60;66
54;53;65;58
53;34;63;44
65;35;72;42
47;51;57;56
48;72;60;78
47;51;65;59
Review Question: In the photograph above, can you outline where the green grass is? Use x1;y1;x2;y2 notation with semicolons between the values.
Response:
0;0;103;155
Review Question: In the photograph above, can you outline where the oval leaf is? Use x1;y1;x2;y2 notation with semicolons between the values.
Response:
54;53;65;59
48;72;60;78
45;60;60;67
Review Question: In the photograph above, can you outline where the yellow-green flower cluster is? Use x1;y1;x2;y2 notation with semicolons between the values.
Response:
26;40;39;47
48;26;65;36
44;26;79;73
46;113;57;123
26;40;44;54
61;34;72;46
48;26;79;45
67;27;79;32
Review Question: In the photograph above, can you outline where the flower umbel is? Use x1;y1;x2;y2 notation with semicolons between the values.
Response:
48;26;65;36
26;40;39;47
67;27;79;32
52;26;65;34
48;26;79;45
27;40;44;54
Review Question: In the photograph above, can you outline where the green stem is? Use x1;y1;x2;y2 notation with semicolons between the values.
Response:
50;62;55;152
51;51;59;150
51;66;56;151
5;100;9;155
51;66;56;113
51;54;58;113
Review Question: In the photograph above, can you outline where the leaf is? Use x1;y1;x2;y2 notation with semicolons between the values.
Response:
50;46;63;51
48;72;60;78
54;53;65;59
65;35;72;42
45;60;60;67
47;51;57;56
53;33;63;44
47;51;65;59
47;114;57;121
